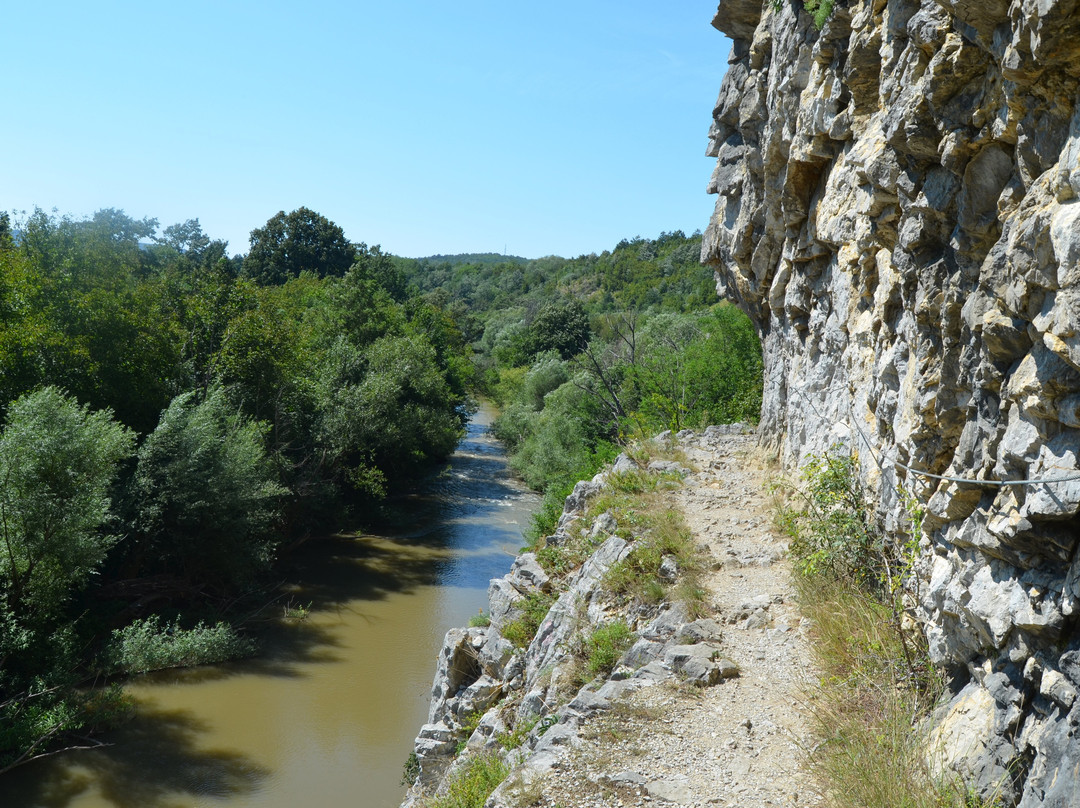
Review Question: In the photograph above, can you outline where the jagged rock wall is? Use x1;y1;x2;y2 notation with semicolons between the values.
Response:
702;1;1080;804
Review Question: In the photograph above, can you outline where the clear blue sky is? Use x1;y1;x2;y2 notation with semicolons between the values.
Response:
1;2;730;259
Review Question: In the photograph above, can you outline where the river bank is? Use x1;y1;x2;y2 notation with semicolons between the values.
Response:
400;426;818;808
0;405;538;808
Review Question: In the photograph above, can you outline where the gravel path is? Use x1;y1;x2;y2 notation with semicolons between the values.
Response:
527;432;823;808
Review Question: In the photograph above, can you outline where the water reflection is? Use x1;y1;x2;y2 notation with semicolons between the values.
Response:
14;708;269;808
0;404;538;808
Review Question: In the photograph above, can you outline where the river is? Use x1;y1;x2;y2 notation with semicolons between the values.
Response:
1;404;538;808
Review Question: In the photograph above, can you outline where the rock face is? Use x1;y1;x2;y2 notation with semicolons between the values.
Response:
703;1;1080;804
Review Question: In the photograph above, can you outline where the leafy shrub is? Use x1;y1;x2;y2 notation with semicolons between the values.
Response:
804;0;834;28
584;620;633;678
104;616;256;674
500;591;556;649
525;481;576;546
783;448;889;594
424;751;509;808
773;0;835;29
401;751;420;787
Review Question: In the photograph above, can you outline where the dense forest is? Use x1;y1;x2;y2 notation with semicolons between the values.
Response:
0;206;472;771
397;230;763;537
0;207;761;773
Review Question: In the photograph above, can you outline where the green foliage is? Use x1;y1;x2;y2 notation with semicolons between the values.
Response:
584;620;633;678
782;448;890;594
524;299;590;361
0;387;134;620
774;0;836;29
243;206;356;284
401;751;421;787
456;708;487;753
128;386;286;590
0;210;181;432
496;714;539;751
350;242;408;301
468;611;491;628
423;751;509;808
401;231;715;316
0;204;492;770
0;387;133;772
804;0;835;28
103;616;256;675
525;481;577;548
500;591;556;649
316;333;464;490
0;683;131;775
622;305;762;434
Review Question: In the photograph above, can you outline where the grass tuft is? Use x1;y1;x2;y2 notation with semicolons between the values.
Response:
468;611;491;628
584;620;634;678
423;751;510;808
500;591;556;649
602;495;705;614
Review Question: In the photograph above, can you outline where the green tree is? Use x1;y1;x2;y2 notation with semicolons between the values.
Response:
0;387;133;774
128;386;285;590
350;242;408;301
0;387;134;620
1;209;181;432
316;334;463;493
0;213;13;251
525;299;590;360
243;207;356;284
156;218;212;258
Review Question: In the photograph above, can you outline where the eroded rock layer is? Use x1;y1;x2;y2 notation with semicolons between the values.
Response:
703;1;1080;804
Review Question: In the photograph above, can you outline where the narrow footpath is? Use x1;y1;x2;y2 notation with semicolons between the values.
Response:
531;431;823;808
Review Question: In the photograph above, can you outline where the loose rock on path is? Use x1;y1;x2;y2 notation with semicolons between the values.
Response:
526;429;822;808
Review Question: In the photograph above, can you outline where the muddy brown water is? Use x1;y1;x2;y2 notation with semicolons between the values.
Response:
2;404;538;808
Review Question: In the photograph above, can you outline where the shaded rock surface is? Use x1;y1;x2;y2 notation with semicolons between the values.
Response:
703;1;1080;804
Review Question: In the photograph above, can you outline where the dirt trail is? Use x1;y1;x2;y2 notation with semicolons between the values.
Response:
533;431;822;808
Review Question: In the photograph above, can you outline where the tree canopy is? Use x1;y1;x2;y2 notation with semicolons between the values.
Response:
243;207;356;284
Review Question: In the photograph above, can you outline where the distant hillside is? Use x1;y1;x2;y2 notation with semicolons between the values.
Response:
399;231;714;321
412;252;529;267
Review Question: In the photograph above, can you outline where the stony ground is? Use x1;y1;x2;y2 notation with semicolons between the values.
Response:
526;432;823;808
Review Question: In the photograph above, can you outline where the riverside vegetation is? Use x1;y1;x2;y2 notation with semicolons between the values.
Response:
0;207;474;773
0;210;763;779
403;232;762;544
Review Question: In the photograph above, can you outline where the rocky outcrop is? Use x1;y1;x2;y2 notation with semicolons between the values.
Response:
398;432;747;808
703;1;1080;804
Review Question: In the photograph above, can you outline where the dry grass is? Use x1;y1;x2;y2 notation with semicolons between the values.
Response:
795;575;997;808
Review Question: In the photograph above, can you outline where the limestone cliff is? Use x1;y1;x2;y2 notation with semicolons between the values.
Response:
703;1;1080;804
